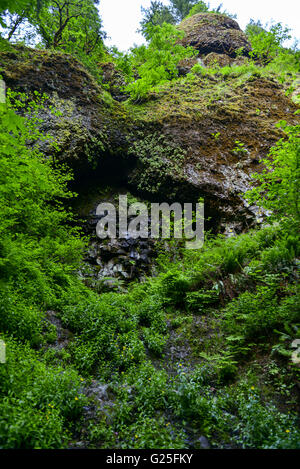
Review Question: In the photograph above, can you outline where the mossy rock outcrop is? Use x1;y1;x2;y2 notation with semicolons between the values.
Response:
1;46;299;230
178;13;252;57
0;46;129;173
126;73;299;230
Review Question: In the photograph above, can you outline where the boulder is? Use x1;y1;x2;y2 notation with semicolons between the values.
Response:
202;52;232;67
178;13;252;57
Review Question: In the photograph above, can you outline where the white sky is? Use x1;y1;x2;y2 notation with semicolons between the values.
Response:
99;0;300;51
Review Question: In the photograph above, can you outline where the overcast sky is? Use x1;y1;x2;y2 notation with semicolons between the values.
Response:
99;0;300;51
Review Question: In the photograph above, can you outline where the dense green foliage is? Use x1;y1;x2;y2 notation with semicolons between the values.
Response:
0;93;90;446
0;0;300;451
140;1;176;36
1;99;299;446
0;0;106;77
247;22;292;63
114;10;299;101
123;23;196;101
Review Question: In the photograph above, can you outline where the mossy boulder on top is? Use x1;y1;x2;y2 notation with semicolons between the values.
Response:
178;13;252;57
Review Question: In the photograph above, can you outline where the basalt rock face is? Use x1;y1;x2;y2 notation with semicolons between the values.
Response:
178;13;252;57
1;46;299;235
0;46;129;174
72;189;160;288
83;217;158;288
126;74;299;231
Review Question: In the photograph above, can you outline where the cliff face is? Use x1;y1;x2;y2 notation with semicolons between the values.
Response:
126;73;299;230
0;38;299;233
0;46;129;173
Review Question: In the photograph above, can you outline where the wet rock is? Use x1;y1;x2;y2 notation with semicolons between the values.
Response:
78;201;158;286
44;311;73;350
202;52;232;68
177;57;199;76
2;44;299;236
197;436;211;449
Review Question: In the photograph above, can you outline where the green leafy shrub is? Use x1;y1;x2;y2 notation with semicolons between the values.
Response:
116;415;186;449
0;287;43;345
232;388;300;449
0;91;84;344
125;23;196;101
246;121;300;223
224;285;299;343
159;271;190;305
0;339;86;448
143;328;167;356
247;22;292;63
0;398;65;449
187;2;209;17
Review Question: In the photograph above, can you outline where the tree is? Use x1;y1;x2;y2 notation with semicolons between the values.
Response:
169;0;199;22
247;22;291;62
140;1;176;39
0;0;105;55
0;0;38;15
187;2;237;19
3;11;29;41
186;1;209;17
140;0;202;34
140;1;209;38
140;1;234;36
0;0;47;38
1;4;37;44
245;19;265;38
0;0;106;80
34;0;104;52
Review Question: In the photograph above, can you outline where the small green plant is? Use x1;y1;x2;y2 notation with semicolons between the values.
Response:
232;140;248;156
198;351;238;383
186;289;219;313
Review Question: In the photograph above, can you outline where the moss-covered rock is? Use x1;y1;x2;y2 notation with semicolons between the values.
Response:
0;46;129;172
98;61;128;102
125;72;299;230
1;45;299;230
178;13;252;58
